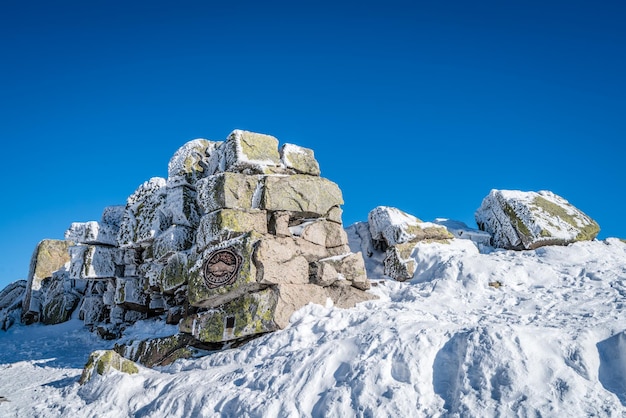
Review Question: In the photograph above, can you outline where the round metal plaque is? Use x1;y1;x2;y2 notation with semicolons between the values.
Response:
202;248;242;289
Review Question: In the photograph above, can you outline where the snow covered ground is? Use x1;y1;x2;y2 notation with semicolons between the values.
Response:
1;234;626;417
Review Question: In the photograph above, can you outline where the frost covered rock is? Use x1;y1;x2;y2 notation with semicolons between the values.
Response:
158;252;191;293
114;334;199;367
280;143;320;176
68;245;118;280
368;206;453;249
262;175;343;217
39;269;81;325
359;207;454;281
196;209;267;251
475;189;600;250
163;185;201;228
114;277;148;312
196;172;262;214
0;280;26;330
180;288;280;343
22;239;73;323
117;177;168;246
80;350;140;384
207;130;281;175
167;138;220;188
384;243;417;281
65;206;125;246
152;225;194;260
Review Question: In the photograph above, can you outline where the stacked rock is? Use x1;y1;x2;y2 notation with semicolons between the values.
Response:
58;129;374;343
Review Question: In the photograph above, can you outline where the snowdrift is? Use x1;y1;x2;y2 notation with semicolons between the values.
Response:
2;234;626;417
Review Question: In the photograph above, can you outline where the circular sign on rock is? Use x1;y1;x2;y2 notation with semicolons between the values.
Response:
202;248;242;289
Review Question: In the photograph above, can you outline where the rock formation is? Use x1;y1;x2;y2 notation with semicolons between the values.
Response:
348;206;454;282
0;129;376;358
475;189;600;250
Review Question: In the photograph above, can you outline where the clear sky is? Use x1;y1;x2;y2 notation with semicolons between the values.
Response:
1;1;624;289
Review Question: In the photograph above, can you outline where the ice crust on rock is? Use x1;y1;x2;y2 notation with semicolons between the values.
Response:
362;206;453;281
166;138;221;188
475;189;600;250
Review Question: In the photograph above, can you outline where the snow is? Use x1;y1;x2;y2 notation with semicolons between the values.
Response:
433;218;492;248
2;234;626;416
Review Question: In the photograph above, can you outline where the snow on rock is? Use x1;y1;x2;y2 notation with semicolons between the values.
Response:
207;130;282;175
433;218;492;248
167;138;221;188
0;280;26;330
117;177;168;247
362;207;454;281
475;189;600;250
280;143;321;176
79;349;140;384
368;206;452;249
65;205;125;246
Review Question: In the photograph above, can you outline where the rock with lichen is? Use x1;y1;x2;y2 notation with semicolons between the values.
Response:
117;177;168;247
22;239;73;324
8;129;376;361
475;189;600;250
80;350;140;384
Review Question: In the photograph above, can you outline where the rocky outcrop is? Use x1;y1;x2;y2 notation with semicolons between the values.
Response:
22;239;74;324
367;206;453;281
475;190;600;250
3;129;376;366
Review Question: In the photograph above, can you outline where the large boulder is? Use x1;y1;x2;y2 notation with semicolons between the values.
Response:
261;175;343;218
475;190;600;250
365;207;453;282
196;172;263;214
152;225;194;261
163;185;201;229
195;209;268;251
368;206;453;249
207;130;282;175
22;239;73;323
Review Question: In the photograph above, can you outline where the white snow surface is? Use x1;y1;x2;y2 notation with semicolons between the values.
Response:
2;235;626;417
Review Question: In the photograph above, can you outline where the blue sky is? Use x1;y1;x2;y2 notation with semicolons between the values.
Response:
1;1;624;288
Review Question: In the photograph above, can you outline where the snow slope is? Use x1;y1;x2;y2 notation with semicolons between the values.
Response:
1;235;626;417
